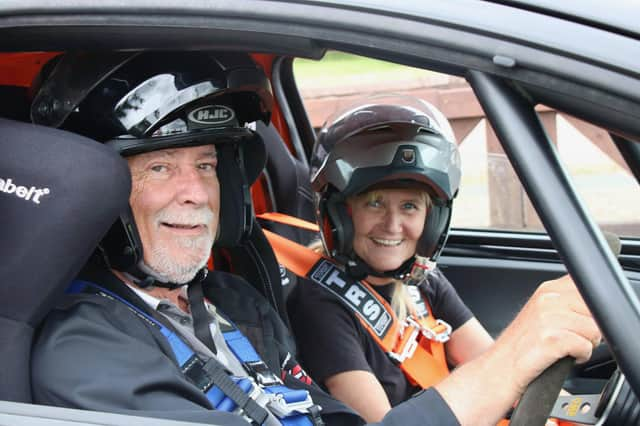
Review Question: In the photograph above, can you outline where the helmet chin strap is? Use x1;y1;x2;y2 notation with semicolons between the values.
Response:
124;261;208;290
344;255;416;282
121;260;215;353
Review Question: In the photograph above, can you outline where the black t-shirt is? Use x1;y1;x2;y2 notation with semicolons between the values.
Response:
288;267;473;407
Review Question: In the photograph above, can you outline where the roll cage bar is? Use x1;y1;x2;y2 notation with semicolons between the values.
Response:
469;70;640;418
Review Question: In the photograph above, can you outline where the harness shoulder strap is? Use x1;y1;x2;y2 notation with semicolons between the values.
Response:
262;221;450;389
68;280;321;426
258;212;319;233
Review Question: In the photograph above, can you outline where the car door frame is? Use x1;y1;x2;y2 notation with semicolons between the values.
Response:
1;0;640;424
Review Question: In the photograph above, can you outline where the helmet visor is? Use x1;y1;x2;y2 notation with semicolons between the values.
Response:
311;94;456;177
106;126;266;186
31;51;138;127
312;135;461;200
106;126;257;157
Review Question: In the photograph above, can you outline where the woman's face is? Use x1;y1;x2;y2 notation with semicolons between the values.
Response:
349;188;429;274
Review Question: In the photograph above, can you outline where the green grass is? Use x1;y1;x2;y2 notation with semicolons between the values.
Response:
294;52;410;77
293;51;431;89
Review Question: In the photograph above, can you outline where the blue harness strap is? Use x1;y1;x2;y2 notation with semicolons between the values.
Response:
68;280;319;426
223;329;320;426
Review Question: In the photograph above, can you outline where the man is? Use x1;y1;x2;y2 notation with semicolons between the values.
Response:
31;50;355;426
30;51;600;426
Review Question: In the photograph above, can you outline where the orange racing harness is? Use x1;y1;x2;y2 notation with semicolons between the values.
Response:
258;212;451;389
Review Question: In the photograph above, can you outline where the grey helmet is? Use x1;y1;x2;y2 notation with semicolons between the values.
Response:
311;94;461;279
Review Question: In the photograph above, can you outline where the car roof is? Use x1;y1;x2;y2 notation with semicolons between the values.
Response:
306;0;640;36
492;0;640;36
309;0;640;35
2;1;639;62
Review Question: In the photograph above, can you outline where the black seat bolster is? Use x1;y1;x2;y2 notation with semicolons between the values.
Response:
257;121;315;225
213;123;318;329
0;118;130;402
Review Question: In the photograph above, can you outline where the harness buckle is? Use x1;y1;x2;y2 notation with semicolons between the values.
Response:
182;354;217;392
418;318;452;343
388;316;452;363
266;390;319;419
244;360;283;387
388;325;420;363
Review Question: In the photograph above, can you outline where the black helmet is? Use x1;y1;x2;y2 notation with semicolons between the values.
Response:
31;51;272;287
311;94;460;279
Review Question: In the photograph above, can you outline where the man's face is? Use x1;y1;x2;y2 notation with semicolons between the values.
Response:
127;144;219;284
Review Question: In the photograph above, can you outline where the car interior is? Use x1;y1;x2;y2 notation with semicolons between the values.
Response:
0;2;639;425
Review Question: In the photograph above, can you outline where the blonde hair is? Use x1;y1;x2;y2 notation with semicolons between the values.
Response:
390;279;416;322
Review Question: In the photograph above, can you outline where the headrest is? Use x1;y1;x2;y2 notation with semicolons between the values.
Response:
0;118;131;326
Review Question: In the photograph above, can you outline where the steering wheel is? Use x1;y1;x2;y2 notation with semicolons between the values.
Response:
509;357;574;425
511;360;639;425
510;234;638;425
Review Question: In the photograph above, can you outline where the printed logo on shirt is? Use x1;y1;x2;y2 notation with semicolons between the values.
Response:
309;259;392;338
0;177;50;205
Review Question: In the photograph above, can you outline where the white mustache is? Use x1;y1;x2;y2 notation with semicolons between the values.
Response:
154;208;215;228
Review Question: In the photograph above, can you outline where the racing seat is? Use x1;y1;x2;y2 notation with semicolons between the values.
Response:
213;122;318;328
0;118;130;402
256;121;317;246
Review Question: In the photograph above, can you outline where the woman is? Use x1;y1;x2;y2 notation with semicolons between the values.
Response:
288;95;494;422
